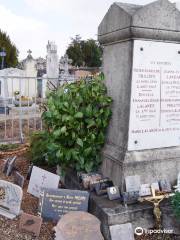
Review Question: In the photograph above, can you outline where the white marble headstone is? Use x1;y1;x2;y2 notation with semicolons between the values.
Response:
139;184;151;197
0;180;23;219
110;223;135;240
125;175;141;192
27;166;60;198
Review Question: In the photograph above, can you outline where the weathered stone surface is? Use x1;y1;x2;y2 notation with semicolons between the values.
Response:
14;171;25;188
27;166;60;198
55;211;103;240
99;0;180;44
89;193;180;240
0;180;23;219
19;213;42;236
125;175;141;192
110;223;135;240
98;0;180;188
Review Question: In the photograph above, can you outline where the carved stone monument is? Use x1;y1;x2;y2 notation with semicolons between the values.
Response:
98;0;180;188
0;180;23;219
54;211;103;240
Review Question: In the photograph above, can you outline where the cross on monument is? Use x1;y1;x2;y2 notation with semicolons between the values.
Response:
41;174;47;185
27;49;32;55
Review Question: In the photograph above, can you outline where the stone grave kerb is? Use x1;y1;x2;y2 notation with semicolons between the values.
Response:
98;0;180;188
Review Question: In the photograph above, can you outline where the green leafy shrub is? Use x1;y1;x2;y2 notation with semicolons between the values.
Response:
41;77;112;172
29;131;49;166
171;192;180;219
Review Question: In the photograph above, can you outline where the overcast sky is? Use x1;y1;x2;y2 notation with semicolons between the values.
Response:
0;0;177;60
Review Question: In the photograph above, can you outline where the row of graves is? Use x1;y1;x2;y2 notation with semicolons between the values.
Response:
1;155;180;240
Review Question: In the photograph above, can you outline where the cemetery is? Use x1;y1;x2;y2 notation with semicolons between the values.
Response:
0;0;180;240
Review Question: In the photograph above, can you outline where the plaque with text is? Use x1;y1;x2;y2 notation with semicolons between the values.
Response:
128;40;180;150
39;188;89;222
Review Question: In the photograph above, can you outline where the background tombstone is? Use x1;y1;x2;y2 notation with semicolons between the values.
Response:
27;166;60;198
139;184;151;197
110;223;134;240
98;0;180;188
0;180;23;219
125;175;140;192
2;157;10;174
3;156;17;176
54;211;104;240
14;171;25;188
159;179;171;193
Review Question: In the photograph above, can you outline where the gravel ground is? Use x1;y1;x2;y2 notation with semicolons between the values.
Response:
0;150;179;240
0;153;55;240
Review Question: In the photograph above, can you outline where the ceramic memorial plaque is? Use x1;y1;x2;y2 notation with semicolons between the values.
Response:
90;177;113;195
39;188;89;222
80;173;102;189
139;184;151;197
122;191;139;205
159;180;171;193
55;211;104;240
14;171;25;188
0;180;23;219
110;223;135;240
107;186;121;200
19;213;42;237
27;166;60;198
125;175;141;192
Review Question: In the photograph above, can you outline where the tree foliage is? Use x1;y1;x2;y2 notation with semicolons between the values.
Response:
31;76;112;173
66;35;102;67
0;30;19;68
171;192;180;220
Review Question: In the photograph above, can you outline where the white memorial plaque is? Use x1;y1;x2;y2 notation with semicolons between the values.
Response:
125;175;141;192
139;184;151;197
128;40;180;150
27;166;60;198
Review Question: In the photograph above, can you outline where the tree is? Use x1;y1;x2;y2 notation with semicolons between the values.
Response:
66;35;102;67
0;30;19;68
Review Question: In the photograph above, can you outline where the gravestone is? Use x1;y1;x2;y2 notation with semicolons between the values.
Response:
3;156;17;176
139;184;151;197
27;166;60;198
107;186;121;200
39;188;89;221
14;171;25;188
175;172;180;192
0;180;23;219
110;223;135;240
26;164;33;180
98;0;180;188
159;179;172;193
80;173;102;189
2;157;10;174
122;191;139;205
54;211;103;240
91;178;114;195
125;176;141;192
19;213;42;237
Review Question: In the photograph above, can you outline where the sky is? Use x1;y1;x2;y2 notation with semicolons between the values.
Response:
0;0;178;60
